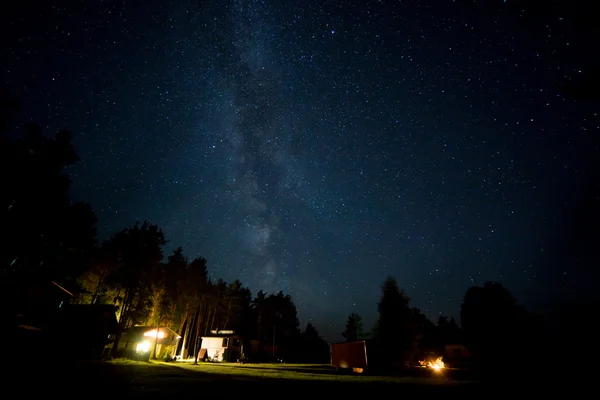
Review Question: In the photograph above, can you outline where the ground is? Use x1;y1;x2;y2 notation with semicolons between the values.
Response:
13;359;484;397
13;359;558;397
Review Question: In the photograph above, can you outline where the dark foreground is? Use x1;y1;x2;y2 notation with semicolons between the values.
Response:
11;360;564;397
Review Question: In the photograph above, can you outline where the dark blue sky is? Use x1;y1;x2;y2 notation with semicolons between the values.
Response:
2;0;598;340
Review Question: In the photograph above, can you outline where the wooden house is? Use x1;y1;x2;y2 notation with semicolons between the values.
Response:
105;326;181;360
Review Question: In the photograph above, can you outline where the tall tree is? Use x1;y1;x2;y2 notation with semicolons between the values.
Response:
103;221;167;356
74;254;118;306
436;315;462;346
341;312;365;342
461;281;518;357
0;115;97;338
148;247;187;329
251;290;267;359
252;290;300;361
175;256;208;360
1;123;97;284
461;281;543;380
375;276;414;366
298;322;330;363
410;308;437;358
223;280;252;339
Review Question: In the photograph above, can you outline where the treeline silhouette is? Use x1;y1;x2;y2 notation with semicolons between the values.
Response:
340;277;550;382
0;92;591;383
0;93;328;363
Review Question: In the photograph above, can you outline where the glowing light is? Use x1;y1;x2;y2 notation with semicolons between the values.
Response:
419;357;445;372
144;329;166;338
429;357;445;371
136;341;150;352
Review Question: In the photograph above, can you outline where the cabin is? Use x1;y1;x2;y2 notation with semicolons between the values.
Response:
7;279;75;359
48;303;118;359
105;326;181;360
199;330;243;362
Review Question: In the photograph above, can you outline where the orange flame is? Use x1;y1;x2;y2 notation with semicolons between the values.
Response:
419;357;445;371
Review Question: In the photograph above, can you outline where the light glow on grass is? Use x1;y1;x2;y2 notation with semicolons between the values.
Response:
163;362;459;384
107;360;474;386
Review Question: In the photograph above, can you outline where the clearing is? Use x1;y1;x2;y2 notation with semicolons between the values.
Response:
16;359;486;397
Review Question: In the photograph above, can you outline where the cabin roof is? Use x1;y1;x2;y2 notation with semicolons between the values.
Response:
124;326;180;338
201;333;241;338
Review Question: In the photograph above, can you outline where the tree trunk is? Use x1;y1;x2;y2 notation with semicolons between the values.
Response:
91;266;109;304
178;309;188;337
186;308;199;359
193;299;205;364
117;287;129;323
209;302;217;332
203;303;212;335
110;287;137;358
178;311;189;359
110;288;131;357
113;288;122;312
181;294;197;359
224;297;232;330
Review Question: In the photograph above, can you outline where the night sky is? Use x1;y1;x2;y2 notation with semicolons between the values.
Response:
2;0;598;340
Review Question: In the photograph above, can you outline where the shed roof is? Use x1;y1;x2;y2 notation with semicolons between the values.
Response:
201;333;241;338
124;326;180;339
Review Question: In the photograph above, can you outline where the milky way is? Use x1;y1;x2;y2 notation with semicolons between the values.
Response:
204;1;300;292
2;0;597;340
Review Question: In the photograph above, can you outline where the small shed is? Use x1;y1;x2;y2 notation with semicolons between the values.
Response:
330;340;388;372
331;340;368;372
199;330;243;362
108;326;181;360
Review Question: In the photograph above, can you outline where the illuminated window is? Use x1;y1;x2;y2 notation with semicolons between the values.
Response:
144;329;166;338
136;341;150;352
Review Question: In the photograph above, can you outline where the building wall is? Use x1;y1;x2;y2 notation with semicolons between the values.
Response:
200;336;243;362
109;328;179;360
206;347;225;361
331;341;368;369
201;337;227;361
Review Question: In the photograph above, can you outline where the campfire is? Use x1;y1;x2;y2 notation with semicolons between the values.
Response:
418;356;445;371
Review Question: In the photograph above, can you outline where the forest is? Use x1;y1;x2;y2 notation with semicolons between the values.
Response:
0;94;562;378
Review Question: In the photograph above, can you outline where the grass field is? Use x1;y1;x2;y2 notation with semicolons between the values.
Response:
11;358;558;397
153;360;469;385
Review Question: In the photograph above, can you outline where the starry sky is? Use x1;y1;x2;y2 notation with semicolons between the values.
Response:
2;0;598;340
